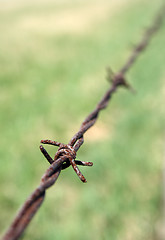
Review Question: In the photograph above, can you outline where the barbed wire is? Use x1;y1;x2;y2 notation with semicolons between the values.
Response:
2;3;165;240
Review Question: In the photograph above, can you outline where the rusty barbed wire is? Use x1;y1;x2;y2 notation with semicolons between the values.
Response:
2;4;165;240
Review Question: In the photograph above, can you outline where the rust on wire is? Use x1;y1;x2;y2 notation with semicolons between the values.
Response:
2;4;165;240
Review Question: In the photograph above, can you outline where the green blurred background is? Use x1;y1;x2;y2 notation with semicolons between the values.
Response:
0;0;165;239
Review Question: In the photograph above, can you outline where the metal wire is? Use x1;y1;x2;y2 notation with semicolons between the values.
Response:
2;4;165;240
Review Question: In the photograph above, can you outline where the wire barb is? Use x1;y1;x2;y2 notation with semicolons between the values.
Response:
40;139;92;183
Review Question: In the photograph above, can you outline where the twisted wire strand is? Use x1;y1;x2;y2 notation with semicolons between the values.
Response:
2;4;165;240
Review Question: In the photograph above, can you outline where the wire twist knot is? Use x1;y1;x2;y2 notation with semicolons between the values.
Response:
54;144;76;161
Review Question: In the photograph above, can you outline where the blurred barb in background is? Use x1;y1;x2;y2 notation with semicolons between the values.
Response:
0;0;165;239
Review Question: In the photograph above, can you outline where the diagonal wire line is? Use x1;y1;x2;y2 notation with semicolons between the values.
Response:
2;3;165;240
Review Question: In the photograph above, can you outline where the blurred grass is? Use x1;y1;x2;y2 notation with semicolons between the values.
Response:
0;0;165;239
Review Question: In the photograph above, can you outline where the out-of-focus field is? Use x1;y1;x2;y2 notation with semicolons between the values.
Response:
0;0;165;239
